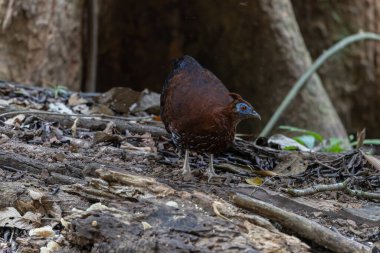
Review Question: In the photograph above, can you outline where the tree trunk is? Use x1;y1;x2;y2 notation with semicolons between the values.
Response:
256;0;347;139
0;0;84;90
96;0;182;92
180;0;348;139
292;0;380;137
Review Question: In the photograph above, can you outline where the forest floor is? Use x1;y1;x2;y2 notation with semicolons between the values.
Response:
0;81;378;253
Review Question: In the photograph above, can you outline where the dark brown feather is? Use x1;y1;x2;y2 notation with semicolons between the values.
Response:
161;55;253;154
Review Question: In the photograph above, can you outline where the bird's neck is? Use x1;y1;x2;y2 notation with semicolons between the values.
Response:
215;106;239;130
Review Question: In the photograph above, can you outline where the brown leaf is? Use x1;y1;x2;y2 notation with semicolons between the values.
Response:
93;132;122;145
362;153;380;172
0;207;41;230
68;93;88;106
97;87;140;113
356;128;366;149
4;114;25;127
273;153;308;176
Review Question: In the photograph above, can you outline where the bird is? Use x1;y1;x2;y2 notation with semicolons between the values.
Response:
160;55;260;180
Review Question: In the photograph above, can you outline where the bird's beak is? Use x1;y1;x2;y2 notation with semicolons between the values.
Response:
239;108;261;120
250;110;261;120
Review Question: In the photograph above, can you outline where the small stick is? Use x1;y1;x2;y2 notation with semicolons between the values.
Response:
284;178;350;197
284;178;380;200
346;188;380;200
314;160;340;171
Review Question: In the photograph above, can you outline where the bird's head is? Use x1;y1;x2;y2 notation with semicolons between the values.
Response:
229;93;260;122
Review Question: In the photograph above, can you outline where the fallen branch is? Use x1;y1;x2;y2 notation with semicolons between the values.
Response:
285;178;380;200
284;179;350;197
0;110;169;137
231;192;370;253
346;188;380;200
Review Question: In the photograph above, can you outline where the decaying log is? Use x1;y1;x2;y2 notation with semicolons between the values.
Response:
57;169;310;253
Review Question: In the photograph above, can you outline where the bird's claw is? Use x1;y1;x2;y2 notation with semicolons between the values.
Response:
207;173;216;182
181;149;191;176
181;167;192;175
206;166;218;182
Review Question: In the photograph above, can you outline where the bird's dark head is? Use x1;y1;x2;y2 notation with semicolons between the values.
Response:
229;93;260;121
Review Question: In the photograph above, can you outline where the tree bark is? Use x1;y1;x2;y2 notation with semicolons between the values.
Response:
255;0;347;139
94;0;348;139
292;0;380;137
180;0;348;139
0;0;84;90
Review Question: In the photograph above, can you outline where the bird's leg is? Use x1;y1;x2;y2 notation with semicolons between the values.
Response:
182;149;192;175
206;154;217;181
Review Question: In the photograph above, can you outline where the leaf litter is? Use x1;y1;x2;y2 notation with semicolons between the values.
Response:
0;81;378;252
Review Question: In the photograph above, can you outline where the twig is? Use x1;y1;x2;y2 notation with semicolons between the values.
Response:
314;159;340;171
231;192;370;253
260;32;380;137
285;178;380;200
284;179;350;197
346;188;380;200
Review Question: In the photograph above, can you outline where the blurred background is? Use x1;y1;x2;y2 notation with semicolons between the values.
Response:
0;0;379;138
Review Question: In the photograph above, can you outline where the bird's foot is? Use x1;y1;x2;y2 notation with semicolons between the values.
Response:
182;163;192;175
181;149;192;177
206;166;218;182
181;163;194;181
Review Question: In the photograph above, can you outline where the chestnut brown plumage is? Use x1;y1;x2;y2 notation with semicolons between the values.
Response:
161;56;260;179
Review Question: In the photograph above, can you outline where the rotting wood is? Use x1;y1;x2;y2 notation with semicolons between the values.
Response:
231;192;371;253
58;171;310;253
0;110;169;137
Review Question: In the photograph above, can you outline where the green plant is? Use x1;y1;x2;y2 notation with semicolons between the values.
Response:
278;125;380;153
51;85;68;98
260;32;380;138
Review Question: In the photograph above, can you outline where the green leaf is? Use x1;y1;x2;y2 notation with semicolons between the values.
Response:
283;146;300;151
279;125;324;142
323;138;344;153
51;85;68;98
293;135;316;149
351;139;380;147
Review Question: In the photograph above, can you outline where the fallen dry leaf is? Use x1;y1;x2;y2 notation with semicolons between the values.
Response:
29;225;55;238
362;152;380;172
0;207;41;230
4;114;25;127
68;93;88;106
246;177;264;186
273;153;308;176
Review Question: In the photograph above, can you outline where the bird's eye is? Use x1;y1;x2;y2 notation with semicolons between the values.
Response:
236;102;249;113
